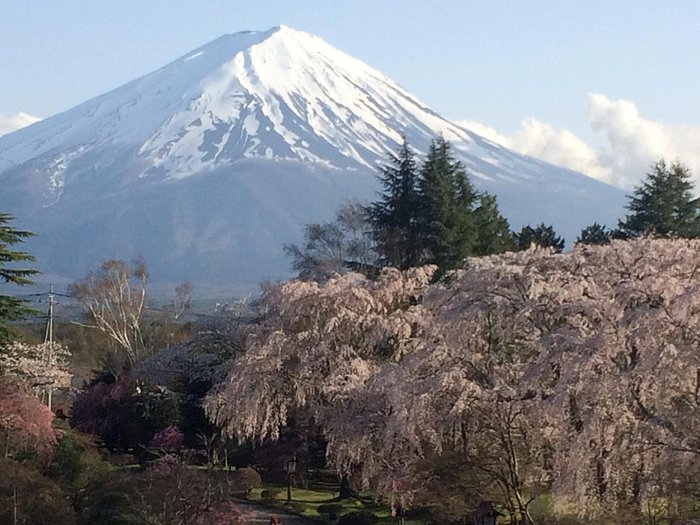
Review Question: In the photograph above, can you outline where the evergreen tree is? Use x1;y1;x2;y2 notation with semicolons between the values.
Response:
0;213;37;343
417;137;478;272
472;194;514;255
617;159;700;238
367;138;422;269
576;222;611;245
515;223;565;253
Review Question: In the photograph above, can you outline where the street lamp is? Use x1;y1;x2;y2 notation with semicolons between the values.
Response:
284;456;298;503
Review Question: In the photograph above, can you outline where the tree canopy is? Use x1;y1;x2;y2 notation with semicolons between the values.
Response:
514;223;565;252
366;138;423;269
0;213;37;343
417;136;479;272
68;259;147;369
208;238;700;522
284;201;376;282
617;159;700;238
576;222;612;245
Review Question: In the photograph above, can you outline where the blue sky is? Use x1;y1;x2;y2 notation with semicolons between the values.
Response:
2;1;700;188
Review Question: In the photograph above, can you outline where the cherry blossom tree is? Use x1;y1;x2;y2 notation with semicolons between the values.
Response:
206;266;434;442
0;377;56;460
207;238;700;522
0;341;71;393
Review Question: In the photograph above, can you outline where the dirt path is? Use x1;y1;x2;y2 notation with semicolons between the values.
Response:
234;501;318;525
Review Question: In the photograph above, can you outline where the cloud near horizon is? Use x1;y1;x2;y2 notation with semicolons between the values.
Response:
460;93;700;191
0;112;41;137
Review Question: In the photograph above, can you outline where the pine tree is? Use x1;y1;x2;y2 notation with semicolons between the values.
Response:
617;159;700;238
417;137;478;272
0;213;38;343
367;138;422;269
515;223;565;253
472;194;514;255
576;222;611;245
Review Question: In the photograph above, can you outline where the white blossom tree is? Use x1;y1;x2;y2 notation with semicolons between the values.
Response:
205;266;435;440
0;341;72;393
207;238;700;523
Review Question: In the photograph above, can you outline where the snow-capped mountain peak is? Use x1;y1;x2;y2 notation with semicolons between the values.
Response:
1;26;474;183
0;27;626;291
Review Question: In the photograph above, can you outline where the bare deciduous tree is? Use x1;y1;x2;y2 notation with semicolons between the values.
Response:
69;259;147;366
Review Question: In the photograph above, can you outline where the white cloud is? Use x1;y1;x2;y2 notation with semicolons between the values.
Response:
459;94;700;190
0;112;41;137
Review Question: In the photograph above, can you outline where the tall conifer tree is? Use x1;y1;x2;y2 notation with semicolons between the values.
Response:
617;159;700;238
417;137;478;272
0;213;37;343
515;223;565;253
472;194;514;255
367;139;422;269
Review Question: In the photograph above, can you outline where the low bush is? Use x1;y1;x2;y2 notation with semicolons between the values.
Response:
261;488;283;502
317;503;345;519
0;458;75;525
337;510;375;525
229;467;262;495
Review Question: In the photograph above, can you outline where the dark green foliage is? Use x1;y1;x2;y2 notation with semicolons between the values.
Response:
367;138;423;269
617;159;700;238
71;380;180;453
515;223;565;253
0;213;37;343
317;503;344;519
289;138;514;278
472;193;515;255
337;510;376;525
50;435;86;487
576;222;612;245
417;136;478;273
0;458;76;525
79;478;141;525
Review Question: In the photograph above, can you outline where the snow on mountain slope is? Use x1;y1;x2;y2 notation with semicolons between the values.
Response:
0;26;626;293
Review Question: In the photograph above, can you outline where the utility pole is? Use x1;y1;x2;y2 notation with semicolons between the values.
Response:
43;284;55;411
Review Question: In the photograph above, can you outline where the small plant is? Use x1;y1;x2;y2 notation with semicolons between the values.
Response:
318;503;345;519
261;488;283;502
337;510;375;525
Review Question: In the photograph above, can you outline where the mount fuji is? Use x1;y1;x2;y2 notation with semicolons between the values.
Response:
0;26;626;294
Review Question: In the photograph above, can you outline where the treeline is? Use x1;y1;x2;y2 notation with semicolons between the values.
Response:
287;139;700;280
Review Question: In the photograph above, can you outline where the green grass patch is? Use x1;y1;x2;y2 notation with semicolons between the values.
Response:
246;484;419;524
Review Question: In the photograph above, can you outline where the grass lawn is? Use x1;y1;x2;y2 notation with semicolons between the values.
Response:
247;484;425;524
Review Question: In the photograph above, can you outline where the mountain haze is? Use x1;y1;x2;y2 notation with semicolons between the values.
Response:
0;26;626;294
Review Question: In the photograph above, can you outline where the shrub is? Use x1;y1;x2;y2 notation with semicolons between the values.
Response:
0;458;75;525
318;503;345;519
288;501;307;514
148;425;185;453
71;380;181;452
70;379;130;446
229;467;262;494
261;488;283;502
337;510;375;525
50;435;86;485
528;493;556;524
194;501;244;525
0;377;56;460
